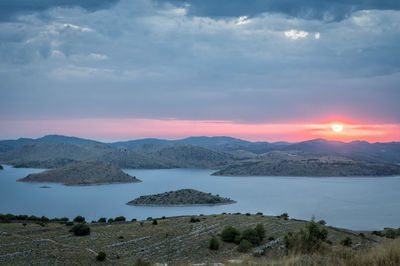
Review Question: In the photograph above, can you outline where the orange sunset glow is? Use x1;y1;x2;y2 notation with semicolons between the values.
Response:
1;118;398;143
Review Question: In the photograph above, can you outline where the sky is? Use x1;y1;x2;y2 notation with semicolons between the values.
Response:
0;0;399;142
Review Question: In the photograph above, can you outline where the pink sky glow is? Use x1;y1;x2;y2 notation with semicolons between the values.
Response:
0;118;399;143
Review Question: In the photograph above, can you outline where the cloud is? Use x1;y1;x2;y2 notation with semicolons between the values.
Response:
314;32;320;39
0;0;399;127
0;0;120;21
284;29;308;40
236;16;250;25
155;0;400;22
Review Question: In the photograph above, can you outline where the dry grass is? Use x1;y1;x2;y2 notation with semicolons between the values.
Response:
233;238;400;266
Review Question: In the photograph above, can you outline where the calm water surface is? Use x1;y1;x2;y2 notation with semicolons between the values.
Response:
1;164;399;230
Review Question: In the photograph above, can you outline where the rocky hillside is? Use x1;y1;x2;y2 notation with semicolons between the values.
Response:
0;142;113;168
96;149;168;169
213;152;400;177
127;189;235;206
18;160;141;186
148;145;235;169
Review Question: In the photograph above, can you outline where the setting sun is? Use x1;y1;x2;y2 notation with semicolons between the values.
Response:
331;124;344;133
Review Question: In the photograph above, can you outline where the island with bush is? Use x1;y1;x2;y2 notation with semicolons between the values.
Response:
127;189;235;206
18;160;141;186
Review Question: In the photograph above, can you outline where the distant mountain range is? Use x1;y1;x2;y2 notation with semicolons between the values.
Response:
1;134;400;176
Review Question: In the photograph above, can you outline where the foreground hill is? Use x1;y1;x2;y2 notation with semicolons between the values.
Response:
213;152;400;177
127;189;235;206
0;213;377;265
18;160;141;186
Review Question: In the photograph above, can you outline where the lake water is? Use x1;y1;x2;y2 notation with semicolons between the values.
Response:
1;164;399;230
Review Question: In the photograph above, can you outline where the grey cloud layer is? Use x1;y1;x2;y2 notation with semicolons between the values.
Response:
157;0;400;21
0;0;399;123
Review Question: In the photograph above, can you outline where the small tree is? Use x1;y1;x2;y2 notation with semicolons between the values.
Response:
255;224;266;241
279;213;289;220
73;216;85;223
241;228;261;246
209;237;220;250
71;224;90;236
284;219;328;254
221;226;241;242
237;239;252;253
114;216;126;222
152;219;158;225
96;251;106;261
341;237;353;247
98;217;106;223
107;218;114;223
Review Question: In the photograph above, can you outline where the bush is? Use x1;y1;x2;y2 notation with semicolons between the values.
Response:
66;221;74;226
221;226;241;242
385;228;397;239
131;218;137;222
341;237;353;247
255;224;266;241
107;218;114;223
98;217;106;223
71;224;90;236
96;251;106;261
241;228;261;246
133;258;150;266
284;218;328;254
238;239;252;253
279;213;289;220
152;219;158;225
73;216;85;223
114;216;126;222
209;237;220;250
318;220;326;226
190;217;200;223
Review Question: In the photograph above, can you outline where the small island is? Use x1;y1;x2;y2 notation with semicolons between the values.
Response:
18;160;141;186
127;189;236;206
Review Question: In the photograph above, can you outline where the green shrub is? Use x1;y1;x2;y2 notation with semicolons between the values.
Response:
209;237;220;250
318;220;326;226
131;218;137;222
341;237;353;247
190;217;200;223
221;226;241;242
255;224;266;241
107;218;114;223
237;239;252;253
279;213;289;220
133;257;150;266
66;221;74;226
96;251;106;261
71;224;90;236
385;228;397;239
152;219;158;225
98;217;106;223
241;228;261;246
73;216;85;223
283;218;328;254
114;216;126;222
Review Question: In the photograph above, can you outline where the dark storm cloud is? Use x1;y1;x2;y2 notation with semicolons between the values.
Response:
0;0;120;21
159;0;400;21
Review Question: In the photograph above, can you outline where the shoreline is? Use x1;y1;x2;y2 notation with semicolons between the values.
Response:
126;200;237;207
17;179;142;186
